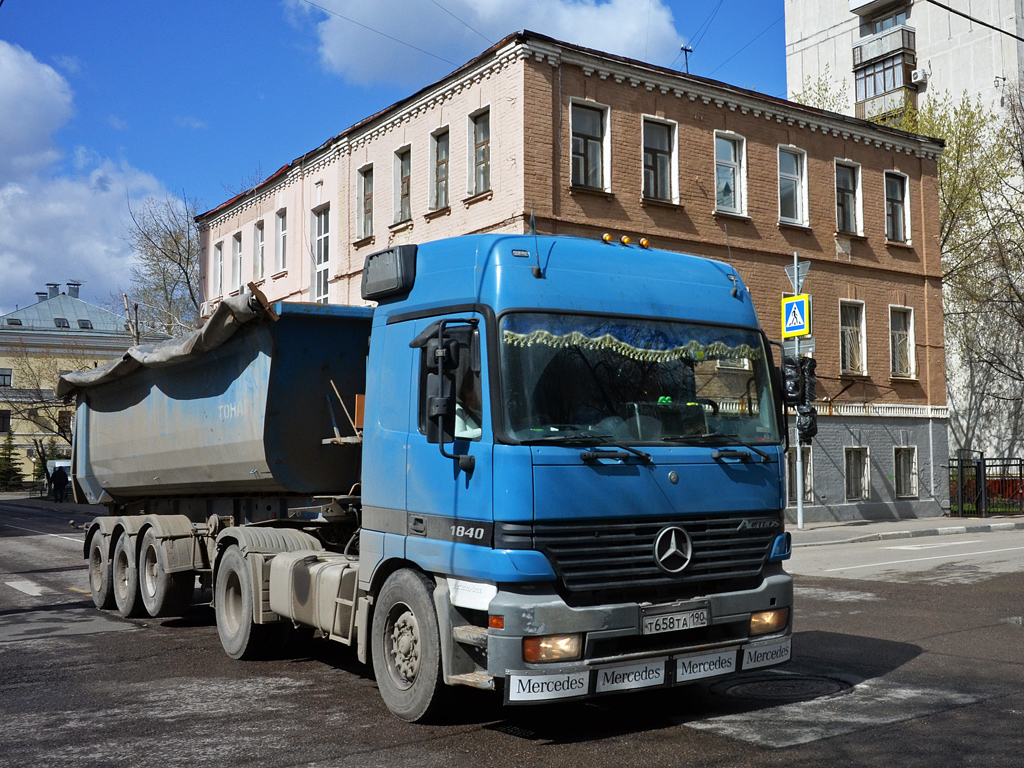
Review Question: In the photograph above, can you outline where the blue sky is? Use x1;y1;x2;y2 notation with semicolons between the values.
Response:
0;0;786;314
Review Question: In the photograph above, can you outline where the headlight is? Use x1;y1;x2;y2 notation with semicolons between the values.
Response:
750;608;789;636
522;634;583;663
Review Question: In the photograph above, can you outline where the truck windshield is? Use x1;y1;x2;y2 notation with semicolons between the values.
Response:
499;312;781;445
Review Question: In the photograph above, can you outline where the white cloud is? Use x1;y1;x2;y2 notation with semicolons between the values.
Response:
0;41;164;316
287;0;683;86
175;115;207;130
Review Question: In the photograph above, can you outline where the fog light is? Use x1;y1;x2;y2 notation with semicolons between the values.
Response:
750;608;789;636
522;634;582;663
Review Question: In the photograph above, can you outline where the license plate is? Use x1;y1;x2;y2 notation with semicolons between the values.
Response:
642;607;709;635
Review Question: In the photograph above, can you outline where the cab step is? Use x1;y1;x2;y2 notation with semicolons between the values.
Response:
452;624;488;648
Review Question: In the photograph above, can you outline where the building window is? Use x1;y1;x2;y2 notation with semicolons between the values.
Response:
78;319;93;329
54;317;70;328
431;129;449;210
715;133;745;214
357;166;373;239
0;410;10;433
254;221;265;281
232;233;243;293
571;103;606;189
778;147;807;225
787;445;813;505
840;301;866;375
643;119;674;201
890;306;915;377
57;410;72;433
5;318;22;326
213;242;224;296
855;54;905;101
471;110;490;195
894;446;918;498
885;172;909;242
873;10;907;34
313;207;329;304
845;447;870;501
0;369;11;387
836;162;860;234
275;210;287;272
396;148;412;223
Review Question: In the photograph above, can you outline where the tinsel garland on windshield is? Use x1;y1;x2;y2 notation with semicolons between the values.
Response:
502;329;762;363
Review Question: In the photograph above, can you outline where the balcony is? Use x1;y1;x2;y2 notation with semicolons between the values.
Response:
855;86;916;120
849;0;897;13
853;24;915;67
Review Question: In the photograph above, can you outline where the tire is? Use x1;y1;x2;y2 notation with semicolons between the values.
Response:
215;545;286;660
371;569;445;722
87;533;115;610
112;531;145;618
138;529;194;618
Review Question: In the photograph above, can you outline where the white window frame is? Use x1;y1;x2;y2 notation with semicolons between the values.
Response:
429;127;450;211
641;116;678;203
213;241;224;297
845;446;870;501
231;233;243;294
394;146;412;224
889;305;916;378
0;368;12;387
275;209;287;273
312;205;330;304
357;165;373;240
786;445;813;505
884;170;911;243
778;145;808;226
893;445;918;498
570;99;611;192
468;107;491;196
840;299;867;375
835;160;863;236
714;130;746;215
253;221;264;281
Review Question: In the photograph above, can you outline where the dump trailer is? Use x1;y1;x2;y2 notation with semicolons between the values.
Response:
63;233;795;722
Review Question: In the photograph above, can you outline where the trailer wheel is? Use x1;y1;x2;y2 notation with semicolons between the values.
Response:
139;529;194;618
371;569;445;722
87;534;114;610
112;531;145;618
215;545;285;660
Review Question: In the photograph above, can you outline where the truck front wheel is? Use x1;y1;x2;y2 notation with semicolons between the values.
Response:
139;529;194;618
87;534;114;610
215;545;285;660
371;569;445;722
112;531;145;618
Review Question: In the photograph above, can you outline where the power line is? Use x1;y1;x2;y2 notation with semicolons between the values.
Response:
298;0;458;66
923;0;1024;45
706;14;784;78
425;0;493;45
689;0;726;51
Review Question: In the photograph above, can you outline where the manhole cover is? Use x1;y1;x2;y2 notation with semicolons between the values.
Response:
713;675;850;701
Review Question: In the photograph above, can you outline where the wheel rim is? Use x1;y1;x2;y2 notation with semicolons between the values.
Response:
142;544;158;598
383;603;420;691
89;544;104;594
114;545;129;600
223;569;242;635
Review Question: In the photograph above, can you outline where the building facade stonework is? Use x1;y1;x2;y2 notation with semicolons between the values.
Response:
197;31;947;522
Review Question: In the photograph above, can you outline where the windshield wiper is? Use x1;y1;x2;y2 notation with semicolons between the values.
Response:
520;432;653;463
659;433;772;463
704;433;772;463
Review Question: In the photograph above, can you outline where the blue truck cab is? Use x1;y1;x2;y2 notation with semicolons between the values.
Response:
358;234;792;715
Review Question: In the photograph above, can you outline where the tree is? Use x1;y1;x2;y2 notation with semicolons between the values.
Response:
124;193;203;337
791;64;850;113
0;431;25;490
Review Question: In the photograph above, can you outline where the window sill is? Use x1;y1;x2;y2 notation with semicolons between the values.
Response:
390;219;414;234
462;189;492;207
424;206;451;221
885;239;915;250
835;231;867;241
840;371;871;380
271;270;288;280
641;197;684;211
251;278;266;288
352;235;375;249
713;209;751;222
890;374;919;383
778;220;812;232
569;185;615;202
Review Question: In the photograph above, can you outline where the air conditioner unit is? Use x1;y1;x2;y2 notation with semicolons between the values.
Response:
910;69;927;85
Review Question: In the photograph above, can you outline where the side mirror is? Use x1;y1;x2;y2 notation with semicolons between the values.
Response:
424;370;455;444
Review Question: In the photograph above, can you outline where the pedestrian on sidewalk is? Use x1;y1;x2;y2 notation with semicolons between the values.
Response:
51;466;69;504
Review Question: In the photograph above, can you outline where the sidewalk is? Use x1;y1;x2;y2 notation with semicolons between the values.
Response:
789;515;1024;547
0;492;100;521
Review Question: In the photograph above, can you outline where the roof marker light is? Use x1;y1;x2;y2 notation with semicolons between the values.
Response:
601;232;613;243
620;235;632;246
639;237;651;248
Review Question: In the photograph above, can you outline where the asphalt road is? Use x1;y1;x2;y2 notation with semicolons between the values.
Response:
2;503;1023;767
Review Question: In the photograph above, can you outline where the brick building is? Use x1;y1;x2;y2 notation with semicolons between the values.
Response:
196;31;947;521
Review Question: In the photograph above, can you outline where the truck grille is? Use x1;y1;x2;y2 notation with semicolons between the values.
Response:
495;513;780;604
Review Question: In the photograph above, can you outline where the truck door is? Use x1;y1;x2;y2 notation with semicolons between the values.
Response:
405;313;494;566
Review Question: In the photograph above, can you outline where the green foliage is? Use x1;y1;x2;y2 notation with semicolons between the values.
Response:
0;431;25;491
791;64;850;113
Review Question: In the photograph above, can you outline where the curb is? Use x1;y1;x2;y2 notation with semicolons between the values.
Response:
793;520;1024;547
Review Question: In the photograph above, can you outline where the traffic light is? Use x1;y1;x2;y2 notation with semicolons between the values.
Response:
782;356;803;405
796;404;817;444
801;356;817;405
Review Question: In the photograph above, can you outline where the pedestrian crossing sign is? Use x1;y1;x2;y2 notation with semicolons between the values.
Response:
781;294;811;338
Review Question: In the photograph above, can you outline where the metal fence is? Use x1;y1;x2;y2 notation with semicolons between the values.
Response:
950;455;1024;517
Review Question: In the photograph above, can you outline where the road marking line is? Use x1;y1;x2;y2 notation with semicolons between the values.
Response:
885;540;981;551
824;545;1024;572
4;579;51;596
2;523;83;544
68;587;91;595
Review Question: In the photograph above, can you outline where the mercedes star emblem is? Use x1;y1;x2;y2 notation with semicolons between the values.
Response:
653;526;693;574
